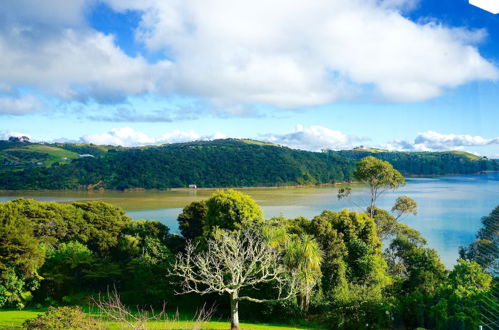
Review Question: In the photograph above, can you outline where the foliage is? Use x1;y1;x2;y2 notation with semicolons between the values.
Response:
0;268;40;309
0;206;44;277
391;196;417;220
460;205;498;275
431;259;493;330
22;306;98;329
336;149;499;176
204;190;264;235
177;200;208;240
354;156;405;217
371;207;425;244
0;199;174;307
283;234;322;312
2;139;497;190
39;242;95;301
385;234;447;328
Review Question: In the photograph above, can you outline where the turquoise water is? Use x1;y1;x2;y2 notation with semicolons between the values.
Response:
1;172;498;267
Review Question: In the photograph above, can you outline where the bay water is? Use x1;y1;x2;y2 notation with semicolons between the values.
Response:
1;172;498;267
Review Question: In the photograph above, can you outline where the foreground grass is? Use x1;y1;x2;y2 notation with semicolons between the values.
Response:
0;309;318;329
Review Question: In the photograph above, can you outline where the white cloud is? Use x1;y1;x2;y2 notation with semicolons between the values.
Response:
0;29;171;103
385;131;499;151
469;0;499;14
81;127;155;147
0;95;44;115
104;0;497;107
0;0;497;112
81;127;226;147
0;130;32;140
260;125;365;151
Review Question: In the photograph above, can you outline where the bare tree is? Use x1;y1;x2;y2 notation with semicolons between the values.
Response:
170;229;296;330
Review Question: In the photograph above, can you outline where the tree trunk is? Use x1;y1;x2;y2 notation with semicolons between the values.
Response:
230;292;239;330
369;186;376;218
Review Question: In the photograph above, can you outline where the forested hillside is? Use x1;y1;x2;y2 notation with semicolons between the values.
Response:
335;149;497;176
0;139;497;190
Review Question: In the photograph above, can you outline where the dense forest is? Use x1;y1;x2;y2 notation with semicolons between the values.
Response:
0;139;498;190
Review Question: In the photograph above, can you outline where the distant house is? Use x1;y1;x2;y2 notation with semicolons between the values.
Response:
188;184;197;189
78;154;95;158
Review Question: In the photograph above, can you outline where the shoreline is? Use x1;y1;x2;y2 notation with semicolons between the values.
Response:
0;182;358;194
0;171;495;194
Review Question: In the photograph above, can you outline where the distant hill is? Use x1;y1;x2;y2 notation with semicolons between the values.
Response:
0;139;497;190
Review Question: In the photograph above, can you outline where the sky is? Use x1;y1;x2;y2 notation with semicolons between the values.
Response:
1;0;499;157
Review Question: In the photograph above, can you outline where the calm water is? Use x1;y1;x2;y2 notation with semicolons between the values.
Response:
1;172;498;268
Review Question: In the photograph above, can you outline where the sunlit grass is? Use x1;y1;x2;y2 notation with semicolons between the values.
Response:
0;308;318;329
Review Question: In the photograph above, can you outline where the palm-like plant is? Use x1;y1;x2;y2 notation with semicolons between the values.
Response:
284;234;323;312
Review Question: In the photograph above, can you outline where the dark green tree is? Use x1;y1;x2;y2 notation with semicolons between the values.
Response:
177;201;208;240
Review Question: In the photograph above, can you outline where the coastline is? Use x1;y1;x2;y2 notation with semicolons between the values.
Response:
0;171;495;193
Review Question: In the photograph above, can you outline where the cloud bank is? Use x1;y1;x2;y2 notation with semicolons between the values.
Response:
386;131;499;151
81;127;226;147
260;125;366;151
0;0;497;114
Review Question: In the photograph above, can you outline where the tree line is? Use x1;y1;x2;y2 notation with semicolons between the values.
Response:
0;139;497;190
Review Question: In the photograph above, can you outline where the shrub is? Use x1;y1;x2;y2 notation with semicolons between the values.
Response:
22;306;99;329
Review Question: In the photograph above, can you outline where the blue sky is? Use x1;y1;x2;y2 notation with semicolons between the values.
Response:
1;0;498;157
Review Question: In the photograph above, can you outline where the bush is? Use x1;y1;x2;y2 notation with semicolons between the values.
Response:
22;306;99;329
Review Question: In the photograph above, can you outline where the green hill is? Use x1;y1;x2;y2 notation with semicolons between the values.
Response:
0;139;497;190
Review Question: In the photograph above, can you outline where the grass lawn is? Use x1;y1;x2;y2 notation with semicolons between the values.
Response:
0;309;320;329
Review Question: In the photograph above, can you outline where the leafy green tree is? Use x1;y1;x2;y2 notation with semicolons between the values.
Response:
386;235;446;328
177;201;207;240
0;203;44;308
354;156;405;218
0;268;40;309
371;207;425;245
40;242;95;300
459;205;498;275
122;236;174;304
204;190;263;235
0;205;44;277
432;259;493;330
391;196;417;220
71;201;132;253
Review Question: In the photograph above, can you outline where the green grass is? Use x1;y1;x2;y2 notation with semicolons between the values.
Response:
447;150;481;161
1;145;78;166
0;309;318;329
0;309;48;329
238;139;276;147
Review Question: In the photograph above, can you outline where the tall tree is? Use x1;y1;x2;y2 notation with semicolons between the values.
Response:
354;156;405;218
170;229;295;330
